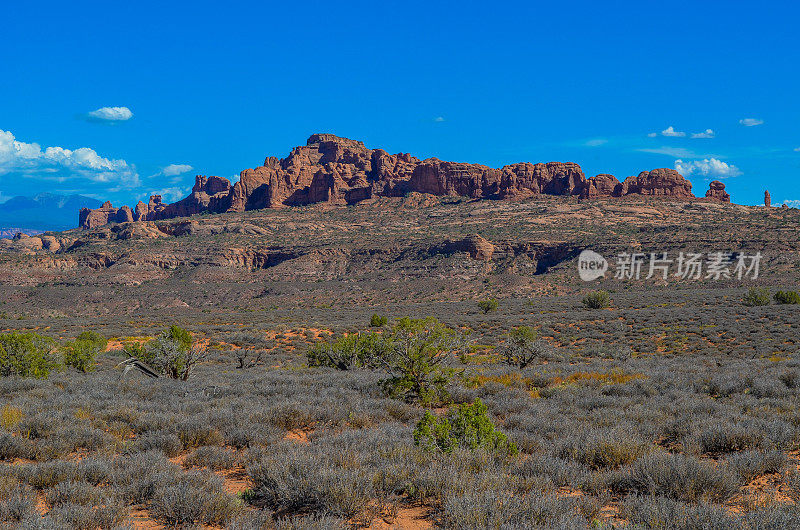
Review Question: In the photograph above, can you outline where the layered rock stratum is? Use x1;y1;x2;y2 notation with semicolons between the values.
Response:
79;133;731;228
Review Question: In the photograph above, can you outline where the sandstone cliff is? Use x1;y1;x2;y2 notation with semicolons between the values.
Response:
79;133;725;228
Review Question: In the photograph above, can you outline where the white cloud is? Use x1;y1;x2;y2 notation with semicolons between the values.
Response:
647;132;657;138
433;116;445;122
674;158;741;179
739;118;763;127
161;164;193;177
661;126;686;137
0;129;138;187
584;139;608;147
149;186;190;202
638;146;699;158
783;200;800;208
690;129;715;139
87;106;133;122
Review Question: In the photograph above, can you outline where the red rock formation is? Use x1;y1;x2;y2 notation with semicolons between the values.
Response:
580;174;622;199
133;195;167;222
410;160;501;198
704;181;731;202
79;134;726;228
140;177;233;221
499;162;587;197
79;201;134;229
620;169;693;198
407;160;588;199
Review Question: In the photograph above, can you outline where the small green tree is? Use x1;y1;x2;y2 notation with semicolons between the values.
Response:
413;399;517;456
125;326;206;380
0;332;60;379
582;290;611;309
743;288;771;306
306;317;467;406
477;298;499;314
369;314;388;327
307;332;387;370
377;317;466;406
62;331;108;373
774;290;800;305
501;326;552;368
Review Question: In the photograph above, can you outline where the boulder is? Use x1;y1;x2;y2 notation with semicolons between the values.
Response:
39;236;61;252
463;235;494;261
704;181;731;202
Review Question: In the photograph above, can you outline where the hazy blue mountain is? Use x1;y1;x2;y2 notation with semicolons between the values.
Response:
0;193;102;234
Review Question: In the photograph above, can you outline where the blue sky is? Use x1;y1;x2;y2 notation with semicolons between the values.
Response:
1;0;798;208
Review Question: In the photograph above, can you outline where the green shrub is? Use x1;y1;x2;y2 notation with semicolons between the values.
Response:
774;290;800;305
307;332;386;370
164;325;192;351
369;314;388;327
501;326;551;368
413;399;517;456
378;317;465;406
0;333;60;379
582;290;611;309
125;326;205;380
743;288;771;306
62;331;108;373
308;317;465;406
477;298;499;314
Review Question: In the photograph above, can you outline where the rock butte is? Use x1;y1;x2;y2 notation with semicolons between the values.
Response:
79;133;731;229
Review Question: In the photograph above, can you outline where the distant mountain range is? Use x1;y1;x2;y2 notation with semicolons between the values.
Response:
0;193;102;237
0;228;44;239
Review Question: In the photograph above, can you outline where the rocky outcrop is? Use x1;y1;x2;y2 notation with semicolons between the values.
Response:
619;169;693;198
459;235;495;261
580;174;622;199
0;232;73;254
705;181;731;202
408;160;588;199
134;176;233;222
765;190;771;208
79;201;134;229
79;134;726;228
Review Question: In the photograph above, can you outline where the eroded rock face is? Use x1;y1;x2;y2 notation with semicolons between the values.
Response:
463;235;494;261
79;134;720;228
580;174;622;199
139;177;234;221
79;201;135;229
620;169;693;198
705;181;731;202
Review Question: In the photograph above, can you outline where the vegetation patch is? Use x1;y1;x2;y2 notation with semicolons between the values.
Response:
0;332;60;379
413;399;518;456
